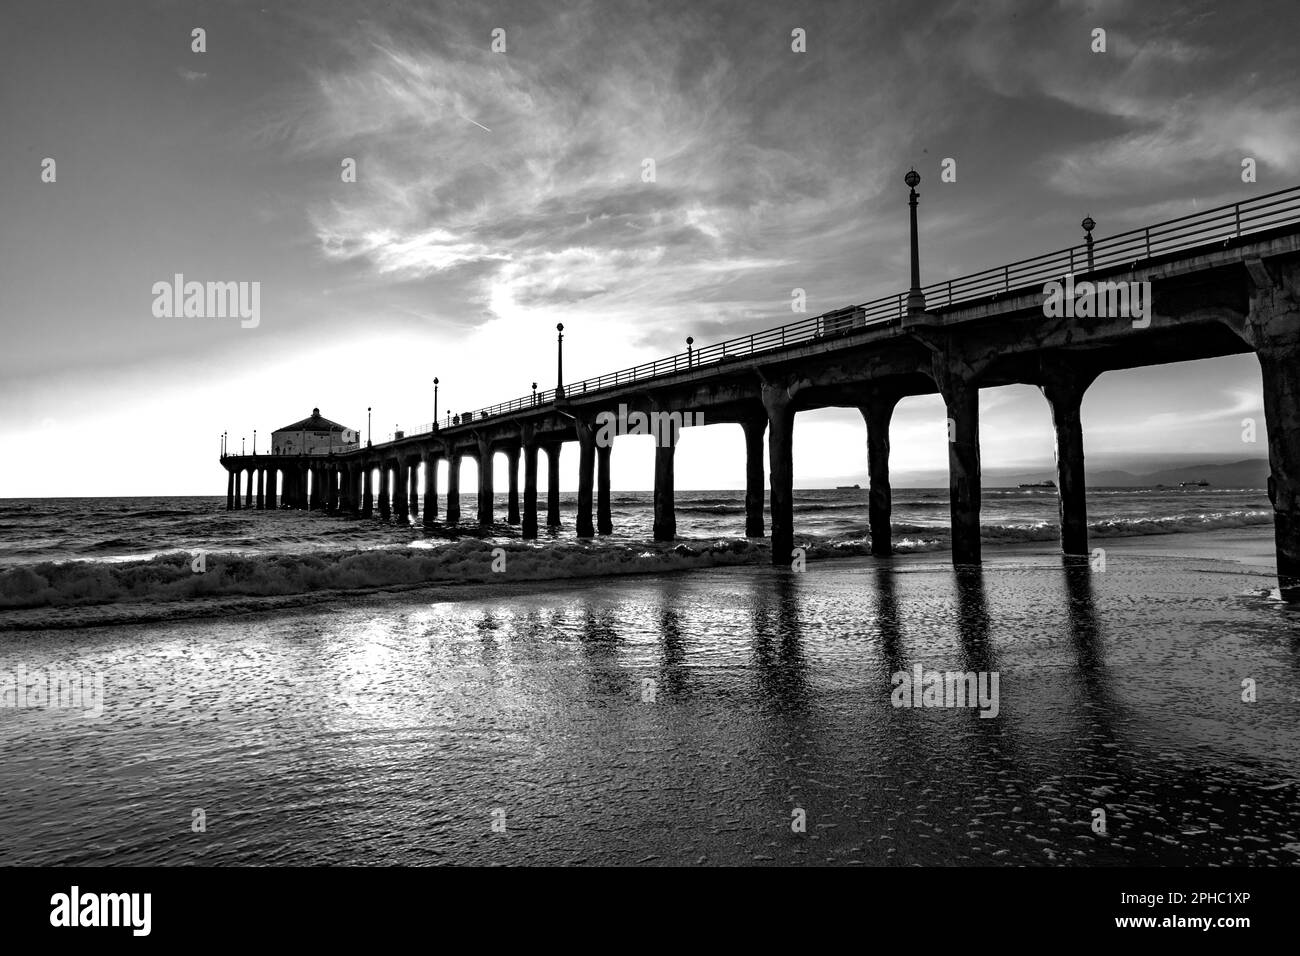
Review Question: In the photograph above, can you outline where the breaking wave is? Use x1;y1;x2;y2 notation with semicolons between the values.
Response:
0;508;1273;629
0;539;766;628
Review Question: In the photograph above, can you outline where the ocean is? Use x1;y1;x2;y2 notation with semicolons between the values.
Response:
2;487;1298;866
0;485;1275;628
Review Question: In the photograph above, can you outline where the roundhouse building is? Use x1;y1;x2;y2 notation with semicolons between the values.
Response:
272;408;359;456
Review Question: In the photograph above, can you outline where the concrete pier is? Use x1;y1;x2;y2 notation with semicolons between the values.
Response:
596;444;612;534
423;453;438;527
1038;360;1097;556
338;464;353;515
446;453;461;524
408;457;419;519
761;382;795;566
394;459;409;522
216;188;1300;598
506;447;521;525
652;414;678;542
546;444;561;527
576;421;596;538
477;439;494;526
859;394;899;557
378;464;390;520
741;415;765;537
522;434;539;539
933;356;982;565
1240;258;1300;597
1260;348;1300;596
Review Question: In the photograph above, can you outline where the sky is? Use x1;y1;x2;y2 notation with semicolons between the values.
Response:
1;0;1298;496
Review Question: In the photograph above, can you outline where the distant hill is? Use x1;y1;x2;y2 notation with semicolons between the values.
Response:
825;458;1272;489
1119;458;1269;488
991;458;1270;488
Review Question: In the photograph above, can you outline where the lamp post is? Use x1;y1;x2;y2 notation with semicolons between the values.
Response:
532;382;537;405
433;378;439;430
555;323;565;399
905;168;925;316
242;437;246;456
686;336;694;368
367;407;372;447
253;429;257;455
1081;216;1096;271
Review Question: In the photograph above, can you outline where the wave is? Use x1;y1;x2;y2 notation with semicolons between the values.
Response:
802;510;1273;554
679;501;900;517
81;537;154;553
1089;510;1272;537
0;538;766;621
807;511;1275;554
0;509;1273;629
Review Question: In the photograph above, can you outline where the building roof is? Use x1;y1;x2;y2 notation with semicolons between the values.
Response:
274;408;352;433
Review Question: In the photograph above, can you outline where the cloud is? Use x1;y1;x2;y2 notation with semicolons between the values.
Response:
935;0;1300;195
246;1;920;350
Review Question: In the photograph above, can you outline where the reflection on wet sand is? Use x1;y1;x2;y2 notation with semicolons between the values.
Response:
749;571;810;715
874;563;905;676
2;551;1298;866
1061;557;1116;720
655;582;689;698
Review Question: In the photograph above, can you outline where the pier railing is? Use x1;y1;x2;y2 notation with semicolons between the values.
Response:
392;185;1300;439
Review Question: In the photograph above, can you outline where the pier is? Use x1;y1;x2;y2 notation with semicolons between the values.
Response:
219;180;1300;597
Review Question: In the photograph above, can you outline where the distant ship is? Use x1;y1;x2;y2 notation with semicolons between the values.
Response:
1018;480;1056;489
836;483;861;490
1179;480;1210;487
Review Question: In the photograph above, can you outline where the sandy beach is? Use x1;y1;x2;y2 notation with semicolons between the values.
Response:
2;525;1296;866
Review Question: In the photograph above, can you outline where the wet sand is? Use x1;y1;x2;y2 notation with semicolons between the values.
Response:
1;528;1297;866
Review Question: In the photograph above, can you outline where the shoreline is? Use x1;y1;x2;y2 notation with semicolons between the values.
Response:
973;525;1277;571
0;525;1279;633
